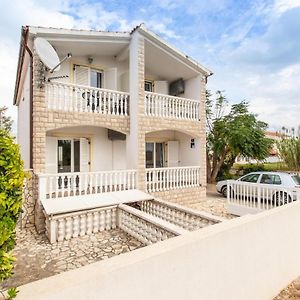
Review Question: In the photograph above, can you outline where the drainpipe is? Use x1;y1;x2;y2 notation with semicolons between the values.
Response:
20;26;34;169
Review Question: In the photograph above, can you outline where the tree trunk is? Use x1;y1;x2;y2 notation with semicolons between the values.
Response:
210;150;227;183
206;150;212;183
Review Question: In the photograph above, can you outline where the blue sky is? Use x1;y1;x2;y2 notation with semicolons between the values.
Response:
1;0;300;131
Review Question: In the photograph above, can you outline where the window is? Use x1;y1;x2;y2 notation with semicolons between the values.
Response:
260;174;282;185
73;64;103;88
240;173;260;183
145;142;165;168
292;175;300;185
90;69;102;88
145;80;154;92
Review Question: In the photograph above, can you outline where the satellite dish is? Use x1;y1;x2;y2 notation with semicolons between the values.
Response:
34;37;61;72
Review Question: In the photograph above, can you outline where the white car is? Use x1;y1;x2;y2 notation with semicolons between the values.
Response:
216;171;300;198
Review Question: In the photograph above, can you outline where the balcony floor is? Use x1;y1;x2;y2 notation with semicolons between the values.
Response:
0;227;144;289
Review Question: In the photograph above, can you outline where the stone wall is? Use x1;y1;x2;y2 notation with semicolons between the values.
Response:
150;186;206;206
19;170;35;229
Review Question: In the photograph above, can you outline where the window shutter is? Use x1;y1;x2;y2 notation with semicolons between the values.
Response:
74;65;89;86
80;138;90;172
167;141;179;167
104;68;117;90
45;137;57;173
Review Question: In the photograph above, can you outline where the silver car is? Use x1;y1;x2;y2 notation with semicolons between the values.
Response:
216;171;300;198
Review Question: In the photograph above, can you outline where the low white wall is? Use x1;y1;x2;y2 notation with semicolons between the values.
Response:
18;202;300;300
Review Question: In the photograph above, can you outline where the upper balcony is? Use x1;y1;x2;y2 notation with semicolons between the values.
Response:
45;82;129;116
41;29;205;122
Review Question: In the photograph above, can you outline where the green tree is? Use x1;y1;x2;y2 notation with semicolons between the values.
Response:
277;138;300;171
0;129;26;298
0;107;13;133
206;90;272;183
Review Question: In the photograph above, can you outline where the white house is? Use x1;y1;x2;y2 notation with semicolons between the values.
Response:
14;24;212;232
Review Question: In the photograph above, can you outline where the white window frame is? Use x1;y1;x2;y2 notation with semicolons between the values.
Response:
73;64;103;88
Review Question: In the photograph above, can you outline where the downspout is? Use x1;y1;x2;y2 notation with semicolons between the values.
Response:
22;27;34;169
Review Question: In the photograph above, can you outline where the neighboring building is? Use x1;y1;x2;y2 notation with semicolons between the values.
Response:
236;131;283;164
14;24;212;232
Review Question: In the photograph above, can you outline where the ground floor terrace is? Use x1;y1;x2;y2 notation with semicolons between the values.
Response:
2;187;230;289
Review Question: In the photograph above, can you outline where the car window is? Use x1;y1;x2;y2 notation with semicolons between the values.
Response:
240;174;260;183
260;174;282;185
292;175;300;185
273;175;282;185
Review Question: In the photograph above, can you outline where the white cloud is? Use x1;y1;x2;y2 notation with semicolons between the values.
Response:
274;0;300;14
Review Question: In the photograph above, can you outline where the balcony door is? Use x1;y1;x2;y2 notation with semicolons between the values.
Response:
57;138;90;173
146;142;165;168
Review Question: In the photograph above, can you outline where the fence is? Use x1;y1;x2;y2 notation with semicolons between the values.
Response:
227;180;300;216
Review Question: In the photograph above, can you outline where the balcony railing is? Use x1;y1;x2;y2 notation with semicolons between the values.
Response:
38;170;137;199
45;82;130;116
144;91;200;121
146;166;201;192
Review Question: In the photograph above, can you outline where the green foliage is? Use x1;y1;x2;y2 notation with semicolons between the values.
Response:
206;90;273;183
234;162;289;173
277;138;300;171
235;163;266;175
7;287;19;299
0;129;26;283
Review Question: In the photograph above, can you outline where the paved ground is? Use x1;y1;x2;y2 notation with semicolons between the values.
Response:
0;227;143;289
1;186;233;290
189;184;235;219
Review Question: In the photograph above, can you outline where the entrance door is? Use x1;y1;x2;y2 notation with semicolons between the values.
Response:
145;142;165;168
58;140;72;173
57;139;90;173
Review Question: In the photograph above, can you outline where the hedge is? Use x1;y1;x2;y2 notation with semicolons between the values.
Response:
0;129;26;284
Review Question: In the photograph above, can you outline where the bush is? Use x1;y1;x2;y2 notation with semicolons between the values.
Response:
234;163;266;175
0;129;26;287
277;138;300;171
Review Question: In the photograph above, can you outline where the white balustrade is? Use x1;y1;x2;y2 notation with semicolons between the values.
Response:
144;91;200;121
227;180;300;215
140;199;223;231
45;82;130;116
118;204;179;245
38;170;137;199
146;166;201;192
45;206;118;243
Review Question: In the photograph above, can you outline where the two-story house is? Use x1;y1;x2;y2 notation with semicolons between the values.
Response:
14;24;212;232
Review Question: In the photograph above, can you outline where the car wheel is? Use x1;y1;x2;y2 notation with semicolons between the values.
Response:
273;192;292;206
221;186;228;198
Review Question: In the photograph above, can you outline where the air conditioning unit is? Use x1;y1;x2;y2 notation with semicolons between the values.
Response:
107;129;126;141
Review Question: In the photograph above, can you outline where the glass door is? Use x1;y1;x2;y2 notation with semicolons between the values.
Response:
146;142;165;168
58;140;72;173
155;143;164;168
146;143;154;168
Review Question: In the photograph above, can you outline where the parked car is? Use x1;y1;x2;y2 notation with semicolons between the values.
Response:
216;172;300;198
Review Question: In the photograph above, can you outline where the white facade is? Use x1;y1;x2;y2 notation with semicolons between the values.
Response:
14;25;211;231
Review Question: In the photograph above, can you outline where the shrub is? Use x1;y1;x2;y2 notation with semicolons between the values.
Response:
234;163;266;175
277;138;300;171
0;129;26;291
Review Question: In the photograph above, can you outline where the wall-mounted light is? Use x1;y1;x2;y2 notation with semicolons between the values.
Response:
191;138;195;149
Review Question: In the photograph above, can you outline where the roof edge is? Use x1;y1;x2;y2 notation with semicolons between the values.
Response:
135;24;213;77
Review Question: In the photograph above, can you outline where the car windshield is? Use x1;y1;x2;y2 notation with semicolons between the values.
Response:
291;175;300;185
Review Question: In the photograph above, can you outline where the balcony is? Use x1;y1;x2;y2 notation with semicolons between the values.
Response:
45;82;130;116
144;92;200;121
38;169;137;199
146;166;201;192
